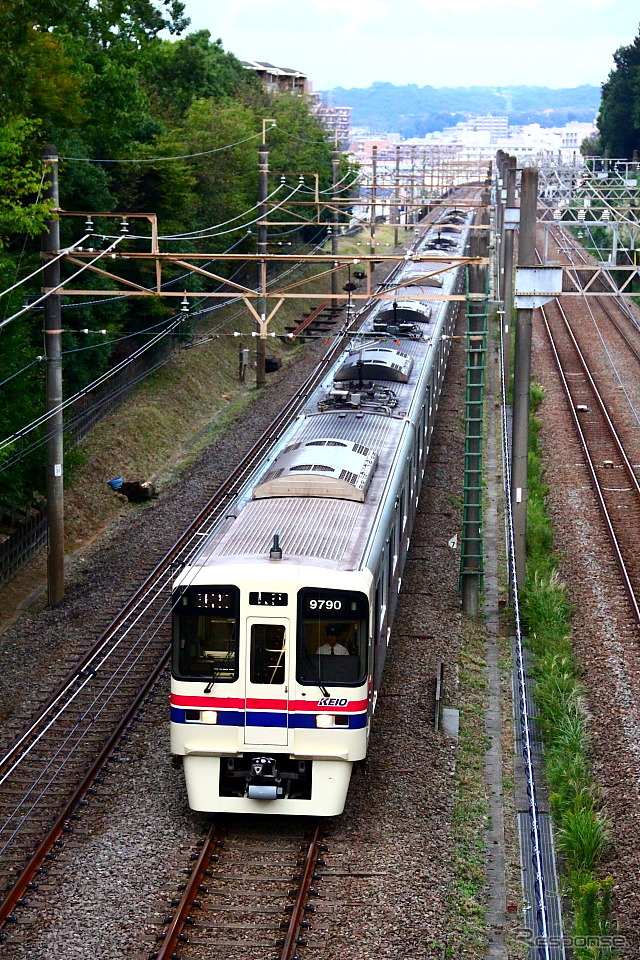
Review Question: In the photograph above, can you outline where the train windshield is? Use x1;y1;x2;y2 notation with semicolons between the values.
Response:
172;585;239;682
296;588;369;686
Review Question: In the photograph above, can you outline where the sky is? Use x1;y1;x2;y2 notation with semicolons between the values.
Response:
180;0;639;91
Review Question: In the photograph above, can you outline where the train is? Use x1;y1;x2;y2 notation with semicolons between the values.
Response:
170;206;472;816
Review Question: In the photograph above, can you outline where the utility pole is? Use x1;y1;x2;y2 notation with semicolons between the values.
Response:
502;155;517;389
331;145;340;312
393;145;400;247
256;135;269;387
42;144;64;606
511;166;539;591
369;145;377;256
409;146;416;228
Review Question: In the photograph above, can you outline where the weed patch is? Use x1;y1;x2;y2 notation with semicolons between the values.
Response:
447;625;490;958
522;384;613;959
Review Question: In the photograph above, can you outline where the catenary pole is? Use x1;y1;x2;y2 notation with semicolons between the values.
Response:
256;138;269;387
369;145;377;256
511;166;539;591
501;155;517;390
393;145;400;248
42;144;65;606
331;146;340;312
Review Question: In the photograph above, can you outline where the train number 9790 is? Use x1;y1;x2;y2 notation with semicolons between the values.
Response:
308;599;342;610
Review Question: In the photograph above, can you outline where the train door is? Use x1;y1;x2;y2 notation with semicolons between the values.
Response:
243;618;290;747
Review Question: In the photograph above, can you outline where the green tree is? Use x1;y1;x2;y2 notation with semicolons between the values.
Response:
597;28;640;158
143;31;258;122
0;117;55;243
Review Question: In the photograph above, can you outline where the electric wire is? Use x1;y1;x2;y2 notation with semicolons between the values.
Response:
59;129;272;163
0;357;44;389
98;184;302;241
0;236;91;303
157;183;286;239
0;237;125;332
0;314;183;459
59;234;249;311
0;230;330;461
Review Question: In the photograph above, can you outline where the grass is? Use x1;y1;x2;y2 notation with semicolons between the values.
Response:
521;383;614;960
446;623;490;959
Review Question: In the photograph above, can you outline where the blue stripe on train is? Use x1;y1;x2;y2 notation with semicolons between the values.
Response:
171;708;368;730
171;707;244;725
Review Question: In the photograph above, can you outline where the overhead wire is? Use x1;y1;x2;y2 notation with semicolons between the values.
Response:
157;183;286;239
59;233;249;311
1;171;46;326
0;156;342;455
97;184;302;242
0;313;185;460
0;236;125;332
59;129;273;164
0;236;91;303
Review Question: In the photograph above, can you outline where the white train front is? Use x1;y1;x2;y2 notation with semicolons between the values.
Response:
170;209;471;815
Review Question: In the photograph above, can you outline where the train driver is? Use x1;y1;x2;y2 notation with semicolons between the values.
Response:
316;624;349;656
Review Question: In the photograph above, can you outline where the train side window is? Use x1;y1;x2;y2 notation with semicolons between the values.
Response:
250;623;286;684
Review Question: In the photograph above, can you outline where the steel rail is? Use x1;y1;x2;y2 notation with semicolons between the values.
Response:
499;323;552;960
0;339;341;929
540;300;640;628
0;219;423;929
151;820;225;960
0;655;168;927
151;819;326;960
277;820;325;960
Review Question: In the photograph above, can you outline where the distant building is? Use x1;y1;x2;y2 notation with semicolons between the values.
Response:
242;61;308;95
312;103;352;147
437;114;509;144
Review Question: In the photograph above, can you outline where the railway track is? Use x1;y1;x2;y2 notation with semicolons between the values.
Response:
152;818;327;960
540;294;640;627
0;227;427;930
0;315;364;926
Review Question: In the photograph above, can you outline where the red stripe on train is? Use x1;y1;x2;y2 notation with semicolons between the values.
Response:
171;695;368;712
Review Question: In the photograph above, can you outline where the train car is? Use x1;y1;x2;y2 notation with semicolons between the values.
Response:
170;208;472;816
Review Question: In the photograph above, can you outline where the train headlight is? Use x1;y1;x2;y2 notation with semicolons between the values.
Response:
316;714;335;728
201;710;218;724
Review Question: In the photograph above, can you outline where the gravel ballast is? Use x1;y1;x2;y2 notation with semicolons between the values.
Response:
0;304;471;959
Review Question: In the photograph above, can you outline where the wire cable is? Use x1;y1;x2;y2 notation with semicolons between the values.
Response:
59;130;272;164
0;236;91;302
0;357;44;389
276;129;331;146
0;312;185;459
97;184;303;242
0;237;125;332
158;184;286;239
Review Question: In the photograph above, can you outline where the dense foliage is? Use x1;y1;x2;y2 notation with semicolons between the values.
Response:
323;82;600;137
597;28;640;158
0;1;345;510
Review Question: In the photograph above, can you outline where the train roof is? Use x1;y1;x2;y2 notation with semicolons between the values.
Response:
189;210;473;575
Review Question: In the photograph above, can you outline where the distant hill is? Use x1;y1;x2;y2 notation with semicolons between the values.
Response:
320;83;601;137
